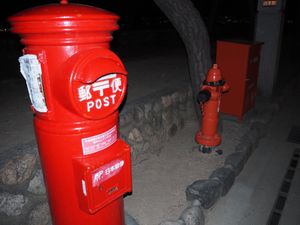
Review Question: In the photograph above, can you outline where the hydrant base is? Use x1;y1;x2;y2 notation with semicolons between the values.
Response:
195;131;221;147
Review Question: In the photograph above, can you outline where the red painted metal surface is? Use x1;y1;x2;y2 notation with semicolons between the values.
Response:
217;40;263;120
9;2;131;225
195;64;229;147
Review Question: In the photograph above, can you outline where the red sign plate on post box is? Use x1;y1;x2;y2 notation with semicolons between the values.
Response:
73;139;132;214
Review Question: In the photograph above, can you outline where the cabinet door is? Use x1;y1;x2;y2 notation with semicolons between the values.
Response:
243;80;256;114
247;44;263;83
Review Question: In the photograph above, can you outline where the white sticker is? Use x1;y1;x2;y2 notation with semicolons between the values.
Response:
81;125;117;155
19;54;47;112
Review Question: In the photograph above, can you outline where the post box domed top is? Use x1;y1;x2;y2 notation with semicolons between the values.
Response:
9;2;119;45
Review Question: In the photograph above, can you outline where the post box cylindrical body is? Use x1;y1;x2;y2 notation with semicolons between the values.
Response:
9;2;131;225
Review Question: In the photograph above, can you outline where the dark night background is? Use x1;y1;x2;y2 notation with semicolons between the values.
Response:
0;0;299;90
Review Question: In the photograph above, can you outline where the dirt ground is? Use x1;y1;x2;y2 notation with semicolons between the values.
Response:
125;117;247;225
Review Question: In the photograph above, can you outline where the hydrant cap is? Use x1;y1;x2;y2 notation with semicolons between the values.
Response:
206;64;222;83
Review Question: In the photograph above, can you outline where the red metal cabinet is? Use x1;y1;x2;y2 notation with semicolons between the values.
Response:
216;40;263;120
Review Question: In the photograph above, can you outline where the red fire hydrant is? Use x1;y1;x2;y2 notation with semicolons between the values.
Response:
9;1;131;225
195;64;229;153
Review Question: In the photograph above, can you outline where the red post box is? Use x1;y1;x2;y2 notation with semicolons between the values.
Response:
9;1;131;225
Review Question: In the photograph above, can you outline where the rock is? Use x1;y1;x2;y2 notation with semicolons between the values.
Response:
168;124;178;137
224;152;248;176
248;129;260;148
171;92;180;104
144;103;153;120
133;106;144;123
178;103;186;111
209;167;235;196
27;169;46;195
180;204;204;225
142;142;151;154
149;136;160;149
0;192;28;216
28;203;52;225
234;142;252;160
128;128;143;143
162;110;173;126
240;130;259;150
119;111;133;126
130;146;138;162
151;114;162;131
178;92;187;103
153;101;163;113
141;123;154;138
161;95;172;108
160;220;186;225
186;179;222;209
131;143;143;157
0;153;36;185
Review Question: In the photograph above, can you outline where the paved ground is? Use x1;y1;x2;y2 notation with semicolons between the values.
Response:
205;85;300;225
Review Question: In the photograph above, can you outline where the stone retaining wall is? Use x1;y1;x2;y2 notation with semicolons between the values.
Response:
0;85;194;225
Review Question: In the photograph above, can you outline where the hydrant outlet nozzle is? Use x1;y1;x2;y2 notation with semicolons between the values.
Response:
197;90;211;104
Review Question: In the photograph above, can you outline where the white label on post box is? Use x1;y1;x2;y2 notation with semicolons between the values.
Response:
19;54;47;112
81;125;117;155
92;159;124;187
76;74;125;115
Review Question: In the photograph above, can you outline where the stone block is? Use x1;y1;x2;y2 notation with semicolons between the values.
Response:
171;92;180;105
0;153;36;185
28;203;52;225
151;114;163;131
162;109;173;126
178;91;187;104
153;101;163;113
179;204;204;225
186;179;222;209
209;167;235;196
119;111;134;127
160;220;185;225
27;169;46;195
0;192;28;216
144;103;153;121
224;152;248;176
141;123;155;138
133;106;144;123
128;128;143;143
168;124;178;138
234;142;252;160
161;95;172;108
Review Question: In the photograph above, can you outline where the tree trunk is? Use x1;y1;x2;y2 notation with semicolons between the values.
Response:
153;0;212;120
